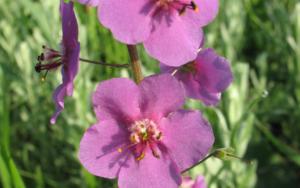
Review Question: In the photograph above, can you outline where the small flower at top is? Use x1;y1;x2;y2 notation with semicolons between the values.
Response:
79;0;219;66
181;175;207;188
79;74;214;188
35;0;80;124
161;48;233;106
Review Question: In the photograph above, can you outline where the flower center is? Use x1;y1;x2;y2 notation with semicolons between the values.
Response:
118;119;162;161
35;45;64;81
129;119;162;144
180;61;197;74
155;0;199;15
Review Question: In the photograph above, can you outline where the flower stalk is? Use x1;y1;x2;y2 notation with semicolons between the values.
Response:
79;58;129;68
127;45;143;84
182;151;216;173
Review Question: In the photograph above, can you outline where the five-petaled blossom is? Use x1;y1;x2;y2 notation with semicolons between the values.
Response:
161;48;233;106
78;0;219;66
35;0;80;124
181;175;207;188
79;74;214;188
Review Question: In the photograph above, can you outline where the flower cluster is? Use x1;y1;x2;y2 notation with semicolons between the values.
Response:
36;0;233;187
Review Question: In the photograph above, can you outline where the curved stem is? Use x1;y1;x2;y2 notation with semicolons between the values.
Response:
79;58;129;68
182;151;216;174
127;45;143;84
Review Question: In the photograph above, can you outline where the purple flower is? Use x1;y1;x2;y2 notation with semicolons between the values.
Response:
161;48;233;106
181;175;207;188
79;74;214;188
36;0;80;124
87;0;218;66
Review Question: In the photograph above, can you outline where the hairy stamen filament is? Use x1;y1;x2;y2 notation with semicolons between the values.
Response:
136;152;146;161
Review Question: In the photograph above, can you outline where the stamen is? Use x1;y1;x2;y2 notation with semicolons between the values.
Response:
128;119;162;161
117;142;139;153
179;7;186;15
136;152;145;161
34;61;63;72
117;148;123;153
178;1;199;15
41;70;49;82
35;62;42;73
150;146;160;159
156;132;162;140
191;1;198;12
152;150;160;159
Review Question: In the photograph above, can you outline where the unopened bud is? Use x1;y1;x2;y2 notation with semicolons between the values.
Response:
213;148;239;161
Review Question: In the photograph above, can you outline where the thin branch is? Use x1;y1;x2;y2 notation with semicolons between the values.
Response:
79;58;129;68
127;45;143;83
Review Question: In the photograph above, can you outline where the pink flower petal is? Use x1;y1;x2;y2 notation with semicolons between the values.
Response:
79;121;130;178
98;0;153;44
63;43;80;96
187;0;219;27
176;71;221;106
61;0;78;47
50;84;66;124
160;48;232;106
182;176;195;188
118;152;181;188
193;175;207;188
139;74;185;121
195;88;221;106
92;78;141;122
160;110;214;171
181;175;207;188
144;13;204;66
77;0;99;7
195;48;233;93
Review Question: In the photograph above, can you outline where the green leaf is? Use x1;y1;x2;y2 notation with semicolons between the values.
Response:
8;159;25;188
0;154;11;188
256;120;300;166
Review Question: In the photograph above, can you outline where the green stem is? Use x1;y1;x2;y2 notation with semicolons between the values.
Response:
79;58;129;68
127;45;143;84
182;151;216;173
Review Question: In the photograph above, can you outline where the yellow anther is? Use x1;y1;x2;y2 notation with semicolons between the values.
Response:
41;77;46;82
191;1;199;12
136;152;145;161
194;6;199;12
117;148;123;153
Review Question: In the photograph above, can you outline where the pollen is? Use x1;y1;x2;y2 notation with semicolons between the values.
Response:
128;119;163;161
136;152;145;161
191;1;199;12
117;148;123;153
129;119;162;143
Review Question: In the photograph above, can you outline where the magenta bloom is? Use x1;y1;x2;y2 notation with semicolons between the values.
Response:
161;48;233;106
36;0;80;124
79;74;214;188
181;175;207;188
81;0;218;66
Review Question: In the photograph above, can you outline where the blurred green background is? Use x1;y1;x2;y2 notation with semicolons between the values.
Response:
0;0;299;187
